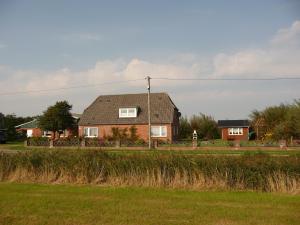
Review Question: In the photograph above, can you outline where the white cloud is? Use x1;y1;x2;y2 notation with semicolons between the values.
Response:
271;20;300;46
0;65;8;72
85;59;126;84
24;68;71;93
213;49;270;77
2;20;299;96
0;21;300;117
123;58;197;82
0;58;198;96
213;20;300;78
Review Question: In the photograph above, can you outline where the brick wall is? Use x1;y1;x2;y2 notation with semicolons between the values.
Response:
17;128;43;137
17;128;77;138
221;127;249;141
79;124;174;142
32;128;43;137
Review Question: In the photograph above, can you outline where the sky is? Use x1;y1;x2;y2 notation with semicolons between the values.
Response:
0;0;300;119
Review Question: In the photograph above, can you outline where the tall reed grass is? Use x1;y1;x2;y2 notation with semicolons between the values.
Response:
0;150;299;192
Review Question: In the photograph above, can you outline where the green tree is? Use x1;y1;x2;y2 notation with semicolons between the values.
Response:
288;100;300;138
129;126;139;142
263;104;288;132
275;101;300;141
178;116;192;139
190;113;220;140
111;127;129;145
38;101;75;140
0;113;4;129
0;113;34;141
250;100;300;142
249;110;266;140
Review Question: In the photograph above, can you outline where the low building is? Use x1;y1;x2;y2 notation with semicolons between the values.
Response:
218;120;250;141
78;93;181;142
15;114;81;138
15;119;42;137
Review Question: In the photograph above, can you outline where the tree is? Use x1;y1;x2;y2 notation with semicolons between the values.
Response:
275;101;300;141
288;101;300;138
38;101;75;140
178;116;192;139
250;100;300;142
249;110;266;140
190;113;220;140
263;104;288;132
129;126;139;142
179;113;220;140
0;113;34;141
0;113;4;129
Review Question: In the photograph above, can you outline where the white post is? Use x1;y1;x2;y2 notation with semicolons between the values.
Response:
192;130;197;149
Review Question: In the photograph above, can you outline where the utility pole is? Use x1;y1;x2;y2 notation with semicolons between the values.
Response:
146;76;151;149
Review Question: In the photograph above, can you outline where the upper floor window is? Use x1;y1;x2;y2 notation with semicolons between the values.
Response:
119;108;137;118
228;128;243;135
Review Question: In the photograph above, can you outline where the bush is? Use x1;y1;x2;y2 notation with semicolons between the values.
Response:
0;150;299;192
27;137;50;146
85;137;104;147
53;137;80;147
134;139;146;146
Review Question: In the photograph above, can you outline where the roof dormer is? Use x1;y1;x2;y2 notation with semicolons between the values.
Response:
119;107;138;118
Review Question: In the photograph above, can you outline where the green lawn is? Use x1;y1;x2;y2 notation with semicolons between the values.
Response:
0;183;299;225
0;142;26;151
1;141;300;156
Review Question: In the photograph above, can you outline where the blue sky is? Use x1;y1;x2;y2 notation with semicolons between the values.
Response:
0;0;300;119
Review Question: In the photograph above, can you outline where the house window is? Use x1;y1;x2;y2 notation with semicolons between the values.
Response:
27;129;33;137
84;127;98;137
43;131;52;137
228;128;243;135
151;126;167;137
119;108;137;118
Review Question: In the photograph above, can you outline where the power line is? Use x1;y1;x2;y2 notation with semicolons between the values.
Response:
151;76;300;81
1;76;299;96
0;79;145;96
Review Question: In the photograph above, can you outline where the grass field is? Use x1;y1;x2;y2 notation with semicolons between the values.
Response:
0;183;299;225
1;141;300;156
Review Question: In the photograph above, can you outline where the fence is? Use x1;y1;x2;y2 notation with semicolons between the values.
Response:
25;137;147;148
24;137;300;149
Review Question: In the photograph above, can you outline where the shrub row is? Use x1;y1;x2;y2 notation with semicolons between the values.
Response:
0;150;299;192
26;137;286;148
26;137;147;147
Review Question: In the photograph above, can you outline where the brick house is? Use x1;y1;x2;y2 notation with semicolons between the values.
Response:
16;113;81;138
78;93;181;142
15;119;43;137
218;120;250;141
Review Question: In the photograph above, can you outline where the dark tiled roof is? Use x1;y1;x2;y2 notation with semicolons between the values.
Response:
79;93;179;125
218;120;250;128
